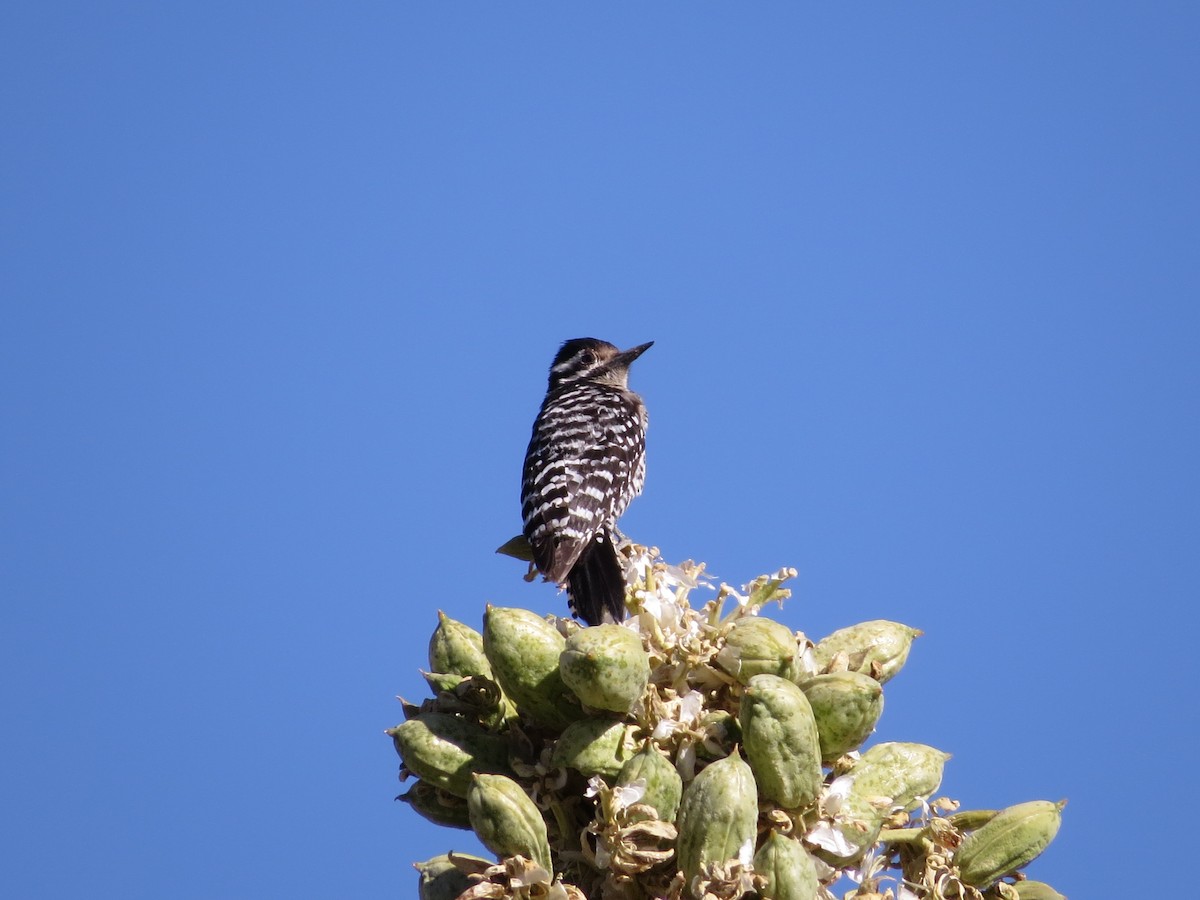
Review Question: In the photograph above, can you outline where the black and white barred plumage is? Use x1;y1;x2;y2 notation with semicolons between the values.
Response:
521;338;652;625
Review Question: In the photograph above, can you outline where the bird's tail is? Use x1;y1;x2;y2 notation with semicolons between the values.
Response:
567;527;627;625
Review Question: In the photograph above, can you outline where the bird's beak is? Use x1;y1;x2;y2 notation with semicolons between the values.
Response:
613;341;654;368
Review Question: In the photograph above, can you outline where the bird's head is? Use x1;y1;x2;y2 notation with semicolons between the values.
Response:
547;338;653;391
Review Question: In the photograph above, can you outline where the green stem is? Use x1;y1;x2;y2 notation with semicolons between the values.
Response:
547;797;576;849
878;827;926;844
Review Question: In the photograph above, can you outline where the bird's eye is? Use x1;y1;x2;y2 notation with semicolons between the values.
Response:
580;350;595;364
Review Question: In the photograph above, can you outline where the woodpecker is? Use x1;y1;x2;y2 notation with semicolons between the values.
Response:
521;338;653;625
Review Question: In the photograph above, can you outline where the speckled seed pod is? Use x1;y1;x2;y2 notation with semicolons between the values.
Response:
428;611;494;679
399;780;473;831
812;620;920;683
482;606;582;729
415;854;492;900
799;671;884;761
467;773;553;871
738;674;823;809
853;742;949;810
421;671;468;694
715;616;801;684
956;800;1065;888
559;623;650;713
1013;881;1067;900
616;745;683;821
388;712;512;798
675;751;758;892
752;830;818;900
549;717;634;780
820;741;951;863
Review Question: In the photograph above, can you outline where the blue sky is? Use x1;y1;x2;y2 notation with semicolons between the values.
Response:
3;4;1197;897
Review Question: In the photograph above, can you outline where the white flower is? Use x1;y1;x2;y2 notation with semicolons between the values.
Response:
678;690;704;726
805;821;856;857
737;836;755;865
845;845;886;885
509;862;553;889
797;643;820;678
594;840;611;869
913;794;933;821
612;779;646;811
722;583;749;608
639;590;662;619
661;561;703;590
821;774;854;816
676;741;697;782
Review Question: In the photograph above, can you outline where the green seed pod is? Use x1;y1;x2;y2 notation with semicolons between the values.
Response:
482;606;582;729
559;623;650;713
752;831;819;900
853;742;949;810
799;671;884;761
738;674;823;809
422;671;468;695
399;779;473;831
818;742;950;864
1013;881;1067;900
429;611;494;679
675;751;758;892
956;800;1065;888
388;712;512;797
813;620;921;683
715;616;801;684
467;773;553;871
616;745;684;821
415;853;491;900
549;717;634;780
495;533;536;562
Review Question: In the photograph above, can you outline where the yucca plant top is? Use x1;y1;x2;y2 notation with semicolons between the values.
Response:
391;542;1066;900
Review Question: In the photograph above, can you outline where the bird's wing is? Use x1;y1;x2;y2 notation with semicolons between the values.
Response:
521;387;643;584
